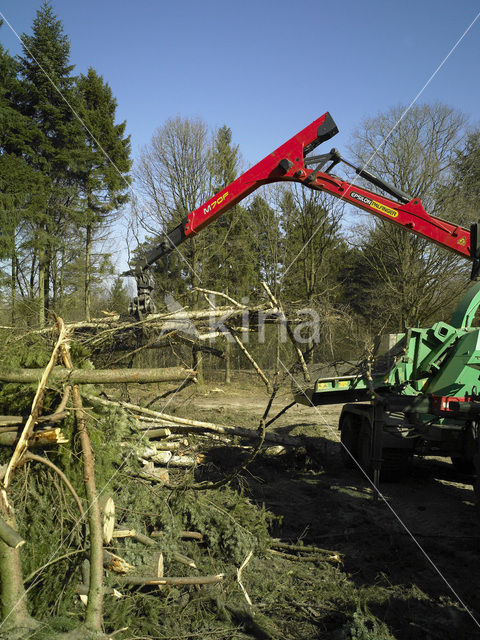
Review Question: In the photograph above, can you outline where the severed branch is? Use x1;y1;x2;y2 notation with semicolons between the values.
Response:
0;366;194;385
270;540;342;556
83;393;304;447
237;550;253;606
58;320;103;632
2;319;67;502
194;287;246;309
116;573;224;587
226;327;272;393
0;516;25;549
150;530;204;542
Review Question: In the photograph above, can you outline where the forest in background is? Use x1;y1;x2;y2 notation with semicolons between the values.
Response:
1;2;480;369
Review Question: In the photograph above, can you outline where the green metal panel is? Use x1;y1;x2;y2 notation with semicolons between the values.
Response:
450;281;480;328
307;282;480;407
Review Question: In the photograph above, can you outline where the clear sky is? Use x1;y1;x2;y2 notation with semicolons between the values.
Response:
0;0;479;268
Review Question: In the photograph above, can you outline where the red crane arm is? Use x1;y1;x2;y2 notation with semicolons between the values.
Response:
129;112;478;316
185;112;471;259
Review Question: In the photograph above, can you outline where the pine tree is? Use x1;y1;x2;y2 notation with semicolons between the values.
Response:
206;126;256;297
17;1;86;325
76;67;131;320
0;39;47;323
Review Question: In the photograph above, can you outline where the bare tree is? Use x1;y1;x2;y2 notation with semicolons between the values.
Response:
134;117;214;380
347;103;470;330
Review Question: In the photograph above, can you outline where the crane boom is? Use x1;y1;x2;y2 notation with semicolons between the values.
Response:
127;112;478;316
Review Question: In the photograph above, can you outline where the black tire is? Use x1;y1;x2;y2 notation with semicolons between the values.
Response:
340;414;359;469
381;448;410;482
356;422;409;482
357;421;373;478
451;456;476;474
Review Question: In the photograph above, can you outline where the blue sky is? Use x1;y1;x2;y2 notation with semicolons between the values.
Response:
1;1;479;163
0;0;479;269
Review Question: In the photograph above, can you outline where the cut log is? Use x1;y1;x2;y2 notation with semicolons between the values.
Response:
167;454;204;468
139;423;172;439
151;530;204;542
156;552;164;578
155;552;164;592
137;466;170;485
149;439;188;451
140;449;172;465
0;366;194;385
84;394;304;447
112;529;136;539
103;549;134;574
116;573;224;586
0;428;68;447
0;516;25;549
263;446;286;456
172;552;197;569
0;410;69;431
99;496;115;545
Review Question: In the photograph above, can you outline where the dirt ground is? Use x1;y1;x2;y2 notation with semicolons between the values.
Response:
161;376;480;639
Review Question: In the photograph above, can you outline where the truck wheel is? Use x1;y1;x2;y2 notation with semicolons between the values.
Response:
381;448;409;482
451;456;475;474
357;423;409;482
357;421;373;478
340;415;359;469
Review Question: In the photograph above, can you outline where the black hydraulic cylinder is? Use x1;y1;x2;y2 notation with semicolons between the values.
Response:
354;167;411;204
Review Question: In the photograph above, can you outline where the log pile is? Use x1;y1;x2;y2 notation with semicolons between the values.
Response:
0;283;335;630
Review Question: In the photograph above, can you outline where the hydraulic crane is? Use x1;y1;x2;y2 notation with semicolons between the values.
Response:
125;112;480;493
125;112;480;316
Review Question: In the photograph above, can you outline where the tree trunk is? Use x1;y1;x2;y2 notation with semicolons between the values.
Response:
38;254;45;328
191;241;204;384
224;338;231;384
59;246;65;311
85;223;92;322
59;332;103;632
10;251;16;326
0;366;194;384
192;348;204;384
44;249;50;317
224;287;231;383
0;508;37;631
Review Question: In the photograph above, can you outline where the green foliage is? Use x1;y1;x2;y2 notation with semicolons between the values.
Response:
280;186;344;302
107;276;130;313
0;333;54;414
337;608;396;640
0;3;131;326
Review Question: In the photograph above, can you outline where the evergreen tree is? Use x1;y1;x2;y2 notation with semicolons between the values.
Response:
17;1;86;325
76;67;131;319
0;39;47;323
205;125;256;297
280;187;343;302
249;194;281;291
108;276;130;314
